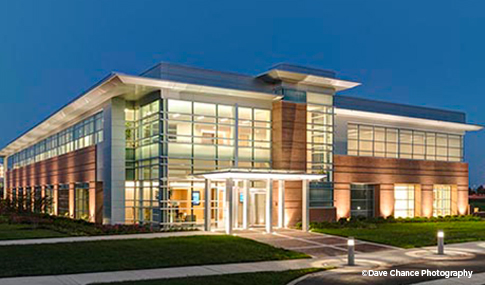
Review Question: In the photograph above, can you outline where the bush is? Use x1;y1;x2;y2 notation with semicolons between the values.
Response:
308;214;483;230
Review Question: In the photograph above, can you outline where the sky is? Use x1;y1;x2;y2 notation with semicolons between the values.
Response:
0;0;484;186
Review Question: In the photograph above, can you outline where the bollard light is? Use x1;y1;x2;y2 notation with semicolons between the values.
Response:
348;237;355;266
437;230;444;255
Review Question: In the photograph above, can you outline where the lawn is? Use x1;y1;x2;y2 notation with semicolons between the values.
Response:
0;223;68;240
311;220;485;248
91;268;324;285
0;235;308;278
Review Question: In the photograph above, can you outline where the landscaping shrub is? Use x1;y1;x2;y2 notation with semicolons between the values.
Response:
308;214;483;230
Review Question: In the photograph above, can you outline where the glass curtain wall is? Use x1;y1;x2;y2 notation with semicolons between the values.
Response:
348;124;463;162
158;98;271;228
125;100;160;224
306;93;334;208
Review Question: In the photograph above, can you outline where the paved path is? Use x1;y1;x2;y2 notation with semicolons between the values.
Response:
0;231;220;246
0;258;335;285
235;228;397;258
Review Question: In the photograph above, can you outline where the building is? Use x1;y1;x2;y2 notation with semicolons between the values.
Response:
0;63;481;232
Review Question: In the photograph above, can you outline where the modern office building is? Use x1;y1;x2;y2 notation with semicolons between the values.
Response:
0;63;481;232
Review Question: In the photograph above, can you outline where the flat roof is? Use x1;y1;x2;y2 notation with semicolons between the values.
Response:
0;62;482;157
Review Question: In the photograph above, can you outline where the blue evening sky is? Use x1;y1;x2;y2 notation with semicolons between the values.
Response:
1;0;484;186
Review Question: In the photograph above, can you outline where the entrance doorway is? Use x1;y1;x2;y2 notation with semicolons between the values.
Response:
251;191;266;226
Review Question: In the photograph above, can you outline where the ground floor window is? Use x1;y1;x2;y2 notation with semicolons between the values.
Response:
350;184;375;218
33;186;42;213
25;187;32;211
394;184;415;218
45;185;54;214
58;184;70;217
75;183;90;220
433;185;451;217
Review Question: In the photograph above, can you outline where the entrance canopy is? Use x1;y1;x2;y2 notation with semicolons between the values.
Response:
194;168;326;181
195;168;325;235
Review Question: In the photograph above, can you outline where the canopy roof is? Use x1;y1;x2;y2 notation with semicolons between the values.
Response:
194;168;326;181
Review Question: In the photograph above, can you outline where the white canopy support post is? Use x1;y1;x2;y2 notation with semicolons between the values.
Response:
242;179;249;229
266;178;273;234
225;178;234;235
278;180;285;228
302;179;310;232
204;179;211;231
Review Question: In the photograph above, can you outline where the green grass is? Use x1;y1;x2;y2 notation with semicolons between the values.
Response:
0;224;68;240
312;221;485;248
0;235;308;278
91;268;325;285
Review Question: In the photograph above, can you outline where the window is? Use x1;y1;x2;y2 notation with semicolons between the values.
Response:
58;184;70;217
75;183;90;221
7;112;103;170
348;124;463;162
33;186;42;213
394;184;415;218
434;185;451;217
45;185;54;214
351;184;375;218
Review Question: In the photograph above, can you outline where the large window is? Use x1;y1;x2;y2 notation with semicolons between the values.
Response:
348;124;462;162
58;184;70;217
125;100;160;224
351;184;375;218
45;185;54;214
394;184;415;218
307;94;334;208
75;183;90;221
8;112;103;169
433;185;451;217
158;99;271;227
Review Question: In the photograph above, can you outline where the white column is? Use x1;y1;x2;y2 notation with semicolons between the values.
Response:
233;181;238;229
225;178;234;235
242;180;249;229
266;178;273;233
302;180;310;232
278;180;285;228
204;179;211;231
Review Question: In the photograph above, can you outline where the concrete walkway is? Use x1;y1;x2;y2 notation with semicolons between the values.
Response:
0;231;220;246
0;258;335;285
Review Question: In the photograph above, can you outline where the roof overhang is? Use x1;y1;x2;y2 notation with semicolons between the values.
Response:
195;168;326;181
259;69;361;91
336;108;483;132
0;74;282;157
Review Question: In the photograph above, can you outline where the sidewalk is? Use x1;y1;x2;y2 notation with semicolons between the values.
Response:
0;231;220;246
0;258;337;285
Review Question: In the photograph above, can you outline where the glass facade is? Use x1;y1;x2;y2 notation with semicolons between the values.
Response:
124;97;271;226
433;185;451;217
307;93;334;208
7;112;104;169
394;184;415;218
125;100;160;224
348;124;463;162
